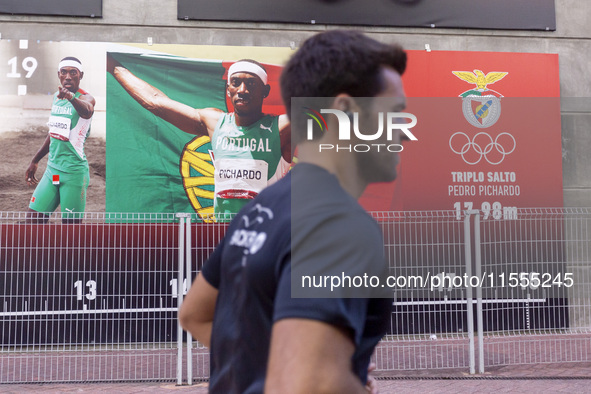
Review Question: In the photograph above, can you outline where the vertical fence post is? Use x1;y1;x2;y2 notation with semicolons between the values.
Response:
473;212;485;373
185;215;193;385
464;210;476;374
175;213;190;385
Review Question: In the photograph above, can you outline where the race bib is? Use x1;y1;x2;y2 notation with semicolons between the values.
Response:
47;116;71;141
215;158;268;200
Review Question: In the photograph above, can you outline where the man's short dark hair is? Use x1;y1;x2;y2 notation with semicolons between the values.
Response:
280;30;407;142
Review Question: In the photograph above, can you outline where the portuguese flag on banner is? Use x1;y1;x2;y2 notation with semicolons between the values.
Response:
106;52;284;218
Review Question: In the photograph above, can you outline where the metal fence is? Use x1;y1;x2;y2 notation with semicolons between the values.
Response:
478;208;591;370
1;208;590;383
373;208;591;374
374;211;473;371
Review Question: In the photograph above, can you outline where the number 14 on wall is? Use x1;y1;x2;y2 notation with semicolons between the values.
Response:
170;278;188;298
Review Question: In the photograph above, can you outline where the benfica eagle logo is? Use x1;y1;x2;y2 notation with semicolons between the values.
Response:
453;69;508;128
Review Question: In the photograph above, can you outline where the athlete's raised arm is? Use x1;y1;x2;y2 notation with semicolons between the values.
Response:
106;54;223;138
57;86;95;119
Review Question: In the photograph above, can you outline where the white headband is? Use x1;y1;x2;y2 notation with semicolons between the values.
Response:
228;61;267;85
58;60;83;73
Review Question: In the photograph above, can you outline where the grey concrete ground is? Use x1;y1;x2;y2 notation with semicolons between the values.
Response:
1;362;590;393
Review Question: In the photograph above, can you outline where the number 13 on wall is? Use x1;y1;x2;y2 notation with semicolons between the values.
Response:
74;279;97;301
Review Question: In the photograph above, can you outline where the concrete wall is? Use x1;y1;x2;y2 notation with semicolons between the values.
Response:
0;0;590;206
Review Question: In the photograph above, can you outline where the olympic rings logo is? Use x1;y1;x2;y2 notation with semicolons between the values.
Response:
449;132;516;165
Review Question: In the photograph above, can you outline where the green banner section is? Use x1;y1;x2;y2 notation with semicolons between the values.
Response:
106;53;227;218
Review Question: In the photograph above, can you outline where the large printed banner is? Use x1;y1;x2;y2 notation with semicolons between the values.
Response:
106;52;286;217
107;47;562;219
0;41;566;343
361;51;563;215
395;51;563;217
0;40;563;217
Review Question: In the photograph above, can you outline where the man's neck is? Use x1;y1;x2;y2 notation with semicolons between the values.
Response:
296;143;368;199
234;111;264;127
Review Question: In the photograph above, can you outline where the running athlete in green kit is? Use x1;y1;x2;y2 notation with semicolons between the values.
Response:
25;57;95;224
107;57;291;217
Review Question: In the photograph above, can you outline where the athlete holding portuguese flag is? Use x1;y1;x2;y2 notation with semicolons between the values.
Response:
107;56;291;218
26;57;95;223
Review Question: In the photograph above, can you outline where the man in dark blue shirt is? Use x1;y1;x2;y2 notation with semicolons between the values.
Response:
179;30;409;393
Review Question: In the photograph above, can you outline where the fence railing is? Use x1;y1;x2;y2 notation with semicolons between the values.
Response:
1;209;590;383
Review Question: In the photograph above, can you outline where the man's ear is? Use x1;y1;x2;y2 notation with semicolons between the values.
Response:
79;71;84;80
263;84;271;98
332;93;357;114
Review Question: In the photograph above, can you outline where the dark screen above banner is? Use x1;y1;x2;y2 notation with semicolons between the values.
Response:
178;0;556;31
0;0;102;17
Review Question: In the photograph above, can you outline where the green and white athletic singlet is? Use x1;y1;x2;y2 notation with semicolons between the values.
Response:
47;89;92;173
211;113;289;215
29;89;93;216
